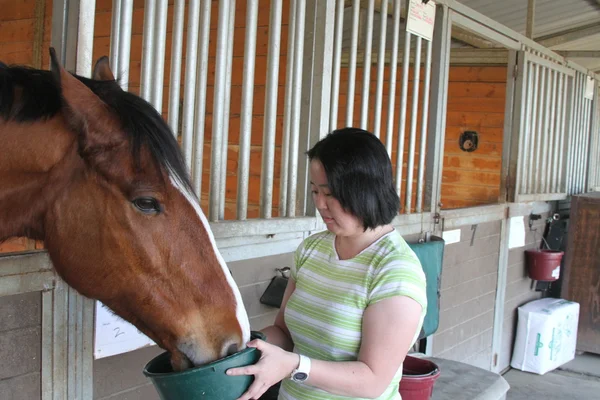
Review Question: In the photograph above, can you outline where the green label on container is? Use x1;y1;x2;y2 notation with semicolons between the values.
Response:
535;333;543;356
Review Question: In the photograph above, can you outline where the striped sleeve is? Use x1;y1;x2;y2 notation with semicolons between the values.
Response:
368;257;427;310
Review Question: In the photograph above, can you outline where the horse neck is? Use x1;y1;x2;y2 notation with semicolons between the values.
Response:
0;116;77;241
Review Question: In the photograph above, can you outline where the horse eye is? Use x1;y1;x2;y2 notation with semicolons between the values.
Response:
132;197;161;214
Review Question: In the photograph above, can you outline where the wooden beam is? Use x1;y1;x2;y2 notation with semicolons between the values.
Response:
526;0;535;39
536;23;600;47
554;50;600;58
452;27;497;49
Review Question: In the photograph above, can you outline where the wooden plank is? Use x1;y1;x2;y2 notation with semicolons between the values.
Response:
444;155;503;171
449;66;508;83
560;193;600;354
0;0;37;21
442;169;501;187
445;127;504;143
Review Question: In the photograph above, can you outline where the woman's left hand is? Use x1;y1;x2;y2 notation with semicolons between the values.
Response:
226;339;299;400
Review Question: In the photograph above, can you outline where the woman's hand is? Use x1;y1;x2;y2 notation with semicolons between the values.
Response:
226;339;300;400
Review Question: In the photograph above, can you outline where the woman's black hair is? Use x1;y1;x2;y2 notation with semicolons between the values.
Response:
307;127;400;230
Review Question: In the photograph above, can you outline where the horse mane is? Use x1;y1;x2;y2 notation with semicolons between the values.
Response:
0;62;193;194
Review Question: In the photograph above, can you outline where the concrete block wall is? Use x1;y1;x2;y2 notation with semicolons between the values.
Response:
432;220;502;370
0;292;42;400
498;213;547;372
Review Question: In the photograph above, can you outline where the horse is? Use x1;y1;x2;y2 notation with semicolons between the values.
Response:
0;49;250;370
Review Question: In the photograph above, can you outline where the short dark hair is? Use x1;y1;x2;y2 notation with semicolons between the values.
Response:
306;127;400;230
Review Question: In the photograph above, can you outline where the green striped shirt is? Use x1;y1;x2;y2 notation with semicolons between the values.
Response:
279;230;427;400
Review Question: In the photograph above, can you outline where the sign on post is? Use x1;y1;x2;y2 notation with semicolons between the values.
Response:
406;0;437;42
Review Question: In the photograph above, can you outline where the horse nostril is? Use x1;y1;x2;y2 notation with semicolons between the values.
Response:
226;343;238;356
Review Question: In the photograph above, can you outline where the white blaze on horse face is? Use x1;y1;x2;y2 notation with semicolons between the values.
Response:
168;170;251;347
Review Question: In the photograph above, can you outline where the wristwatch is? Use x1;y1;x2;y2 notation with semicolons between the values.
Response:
291;354;311;383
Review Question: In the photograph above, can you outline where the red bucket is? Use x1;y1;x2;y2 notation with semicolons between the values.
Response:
399;356;440;400
525;249;564;281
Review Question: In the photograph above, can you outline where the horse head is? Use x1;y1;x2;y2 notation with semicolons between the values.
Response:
0;50;250;370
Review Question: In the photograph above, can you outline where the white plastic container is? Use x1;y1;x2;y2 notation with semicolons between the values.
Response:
511;298;580;375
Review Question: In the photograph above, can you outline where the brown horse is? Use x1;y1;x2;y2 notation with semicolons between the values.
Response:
0;49;250;370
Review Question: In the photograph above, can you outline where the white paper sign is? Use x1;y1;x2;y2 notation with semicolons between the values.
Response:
508;216;526;249
584;76;594;100
442;229;461;245
406;0;437;41
94;301;156;359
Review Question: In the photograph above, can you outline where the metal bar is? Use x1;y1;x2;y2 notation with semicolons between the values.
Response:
546;70;557;192
590;84;600;190
67;287;76;398
181;0;200;169
565;75;577;194
385;0;402;155
396;32;412;199
50;0;69;66
573;73;583;193
491;216;509;373
405;36;422;214
286;0;306;217
526;0;535;39
109;0;122;75
219;0;237;218
82;297;95;399
373;0;388;137
52;279;68;400
416;40;432;213
168;0;185;135
329;0;345;132
360;0;375;129
116;0;133;90
209;216;320;238
517;193;568;202
74;0;96;78
525;52;576;76
41;290;53;400
297;0;336;217
527;63;540;194
581;95;592;192
450;12;519;50
192;0;212;195
259;0;283;219
140;0;156;101
533;66;546;194
502;50;519;202
238;0;259;220
540;67;552;193
425;4;451;217
346;0;360;126
209;0;231;221
280;0;298;217
518;57;533;197
552;73;564;192
151;0;168;112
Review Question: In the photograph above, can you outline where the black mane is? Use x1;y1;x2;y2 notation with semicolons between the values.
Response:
0;62;193;194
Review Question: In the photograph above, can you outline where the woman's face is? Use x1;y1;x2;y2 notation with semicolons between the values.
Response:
309;159;363;237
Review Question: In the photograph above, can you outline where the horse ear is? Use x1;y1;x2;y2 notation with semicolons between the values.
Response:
93;56;116;81
49;48;124;158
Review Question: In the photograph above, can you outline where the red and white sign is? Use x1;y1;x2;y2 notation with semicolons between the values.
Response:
406;0;437;42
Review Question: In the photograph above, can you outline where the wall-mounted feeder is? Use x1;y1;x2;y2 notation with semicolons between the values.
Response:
459;131;478;152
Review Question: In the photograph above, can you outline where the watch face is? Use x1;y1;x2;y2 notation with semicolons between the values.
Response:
293;372;308;382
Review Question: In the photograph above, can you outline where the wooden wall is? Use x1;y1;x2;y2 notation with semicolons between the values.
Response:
442;66;506;210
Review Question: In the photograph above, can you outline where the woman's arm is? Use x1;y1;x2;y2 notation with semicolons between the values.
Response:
229;295;422;400
257;277;296;352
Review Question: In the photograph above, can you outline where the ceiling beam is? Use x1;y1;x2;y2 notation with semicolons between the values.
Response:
554;50;600;58
536;23;600;47
526;0;535;39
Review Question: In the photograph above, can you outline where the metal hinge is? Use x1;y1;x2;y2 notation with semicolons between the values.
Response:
433;213;441;225
513;64;519;78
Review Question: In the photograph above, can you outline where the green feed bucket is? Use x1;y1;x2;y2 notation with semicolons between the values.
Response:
143;331;265;400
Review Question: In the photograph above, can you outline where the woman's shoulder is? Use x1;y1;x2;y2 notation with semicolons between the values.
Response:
377;231;420;263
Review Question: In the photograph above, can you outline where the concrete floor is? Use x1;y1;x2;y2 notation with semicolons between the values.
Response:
503;353;600;400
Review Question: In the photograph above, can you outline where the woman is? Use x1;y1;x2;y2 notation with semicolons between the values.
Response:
228;128;427;400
